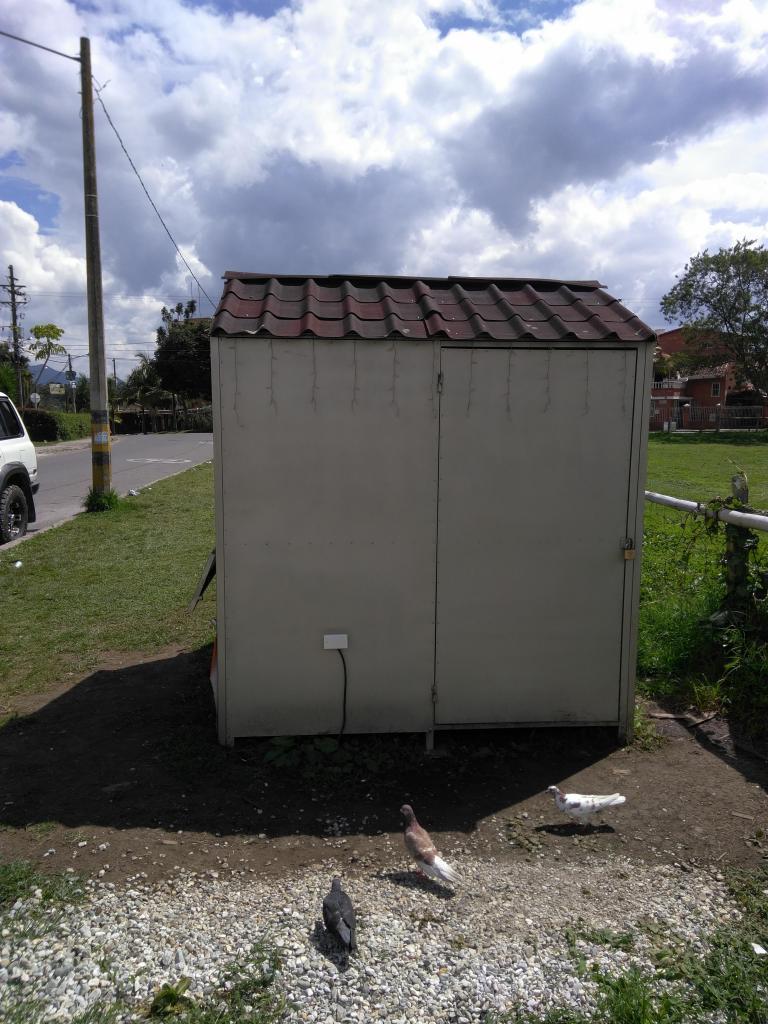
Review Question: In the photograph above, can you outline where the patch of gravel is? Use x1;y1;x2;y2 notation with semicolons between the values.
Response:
0;856;740;1022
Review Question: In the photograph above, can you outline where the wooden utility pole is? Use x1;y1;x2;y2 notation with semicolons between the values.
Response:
80;36;111;494
1;265;26;404
112;356;118;430
68;353;76;413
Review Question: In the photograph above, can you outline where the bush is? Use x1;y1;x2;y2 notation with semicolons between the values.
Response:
21;409;91;442
83;487;121;513
0;364;18;402
20;408;58;441
51;411;91;440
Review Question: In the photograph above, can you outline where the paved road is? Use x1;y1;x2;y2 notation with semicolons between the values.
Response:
25;432;214;538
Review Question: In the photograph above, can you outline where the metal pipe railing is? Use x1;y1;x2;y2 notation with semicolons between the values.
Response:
645;490;768;533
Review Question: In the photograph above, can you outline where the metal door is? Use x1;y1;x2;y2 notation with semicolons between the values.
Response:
434;346;637;725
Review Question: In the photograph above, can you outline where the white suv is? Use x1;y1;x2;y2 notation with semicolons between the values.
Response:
0;391;39;543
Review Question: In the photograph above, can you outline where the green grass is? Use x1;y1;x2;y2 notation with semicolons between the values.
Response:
646;433;768;505
1;942;285;1024
0;860;83;908
639;435;768;716
492;866;768;1024
0;463;215;700
83;487;122;513
1;999;122;1024
147;947;286;1022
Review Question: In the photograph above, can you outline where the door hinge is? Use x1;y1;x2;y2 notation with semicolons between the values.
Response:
436;371;444;395
431;681;438;704
622;537;636;560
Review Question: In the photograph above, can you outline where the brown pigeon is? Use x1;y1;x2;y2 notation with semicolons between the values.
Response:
400;804;459;884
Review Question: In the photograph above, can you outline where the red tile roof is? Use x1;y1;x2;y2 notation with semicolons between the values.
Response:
211;273;655;343
686;363;732;380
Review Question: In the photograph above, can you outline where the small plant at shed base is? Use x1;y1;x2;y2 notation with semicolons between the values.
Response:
83;487;121;513
148;977;193;1017
633;703;664;752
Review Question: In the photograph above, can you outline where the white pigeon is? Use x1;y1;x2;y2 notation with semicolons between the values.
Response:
547;785;626;825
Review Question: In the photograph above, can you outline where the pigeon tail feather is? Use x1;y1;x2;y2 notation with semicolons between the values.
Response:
335;919;352;948
423;854;459;884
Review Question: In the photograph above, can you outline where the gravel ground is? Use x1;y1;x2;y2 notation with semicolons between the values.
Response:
0;855;741;1022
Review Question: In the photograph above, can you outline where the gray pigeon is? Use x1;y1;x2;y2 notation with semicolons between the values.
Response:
322;877;357;953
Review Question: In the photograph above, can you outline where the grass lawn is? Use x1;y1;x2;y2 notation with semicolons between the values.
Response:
0;463;215;703
640;433;768;720
646;431;768;505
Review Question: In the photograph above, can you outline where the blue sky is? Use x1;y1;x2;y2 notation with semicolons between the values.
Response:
1;0;767;367
0;154;60;232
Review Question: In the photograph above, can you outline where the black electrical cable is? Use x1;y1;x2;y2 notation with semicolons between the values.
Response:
337;648;348;738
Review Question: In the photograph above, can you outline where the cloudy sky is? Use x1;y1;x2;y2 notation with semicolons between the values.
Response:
1;0;767;374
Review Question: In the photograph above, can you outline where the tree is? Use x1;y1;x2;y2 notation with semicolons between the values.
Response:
75;373;90;411
0;340;29;403
660;239;768;393
28;324;67;390
124;353;167;409
154;300;212;402
0;363;16;401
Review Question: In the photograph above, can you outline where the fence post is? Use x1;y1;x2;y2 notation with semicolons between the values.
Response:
724;473;754;614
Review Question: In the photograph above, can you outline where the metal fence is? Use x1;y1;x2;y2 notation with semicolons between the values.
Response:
650;404;767;432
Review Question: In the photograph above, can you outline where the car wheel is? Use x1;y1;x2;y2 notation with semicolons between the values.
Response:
0;484;29;543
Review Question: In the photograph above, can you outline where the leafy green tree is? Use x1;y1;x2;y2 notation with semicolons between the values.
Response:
154;300;212;402
0;340;29;403
0;341;18;365
124;353;167;410
28;323;67;390
75;373;90;411
660;239;768;392
0;362;17;401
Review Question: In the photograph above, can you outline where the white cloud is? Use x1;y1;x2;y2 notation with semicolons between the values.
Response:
0;0;766;366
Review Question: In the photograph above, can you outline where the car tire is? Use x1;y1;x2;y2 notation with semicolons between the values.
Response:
0;483;29;543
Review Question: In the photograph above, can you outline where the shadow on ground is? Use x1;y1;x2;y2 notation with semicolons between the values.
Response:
0;647;620;840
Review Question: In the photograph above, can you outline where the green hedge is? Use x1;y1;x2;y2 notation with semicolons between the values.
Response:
22;409;91;442
0;364;18;403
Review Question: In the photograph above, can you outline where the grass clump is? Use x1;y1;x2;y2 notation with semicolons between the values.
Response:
579;927;635;952
147;945;286;1023
632;704;663;752
0;859;82;909
1;999;122;1024
83;487;122;513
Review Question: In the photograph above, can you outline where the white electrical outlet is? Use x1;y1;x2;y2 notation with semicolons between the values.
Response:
323;633;348;650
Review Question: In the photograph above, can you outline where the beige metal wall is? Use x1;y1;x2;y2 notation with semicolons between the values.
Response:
213;337;440;741
435;347;637;727
212;336;652;742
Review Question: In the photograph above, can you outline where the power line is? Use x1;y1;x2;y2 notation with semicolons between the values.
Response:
92;82;216;312
1;27;217;318
0;28;79;62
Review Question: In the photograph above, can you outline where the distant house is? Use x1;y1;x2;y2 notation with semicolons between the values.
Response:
650;328;767;430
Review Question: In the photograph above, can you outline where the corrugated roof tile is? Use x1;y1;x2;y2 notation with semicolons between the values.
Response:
211;274;655;344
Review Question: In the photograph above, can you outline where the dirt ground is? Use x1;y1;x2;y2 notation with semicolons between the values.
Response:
1;644;767;884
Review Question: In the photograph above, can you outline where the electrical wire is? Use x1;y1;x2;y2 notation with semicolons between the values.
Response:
0;28;79;62
92;82;216;312
337;648;348;738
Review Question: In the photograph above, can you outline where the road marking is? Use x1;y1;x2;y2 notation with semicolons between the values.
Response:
125;458;192;464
